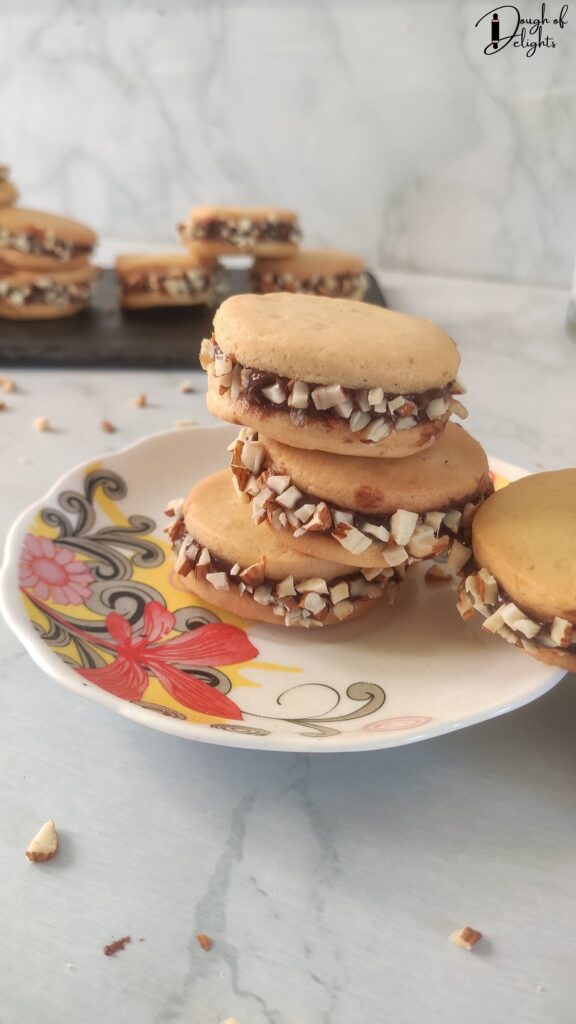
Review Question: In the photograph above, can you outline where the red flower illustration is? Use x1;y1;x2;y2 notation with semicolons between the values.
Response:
19;534;94;605
75;601;256;719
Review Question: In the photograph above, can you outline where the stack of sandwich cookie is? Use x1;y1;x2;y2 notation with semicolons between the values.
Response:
201;293;467;459
0;208;99;319
115;252;220;310
457;469;576;671
166;471;400;628
252;250;367;300
229;423;492;570
0;165;18;208
179;205;301;258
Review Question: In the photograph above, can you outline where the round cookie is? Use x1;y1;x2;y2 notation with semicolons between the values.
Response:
252;249;367;299
115;251;218;309
457;469;576;672
166;470;399;628
0;207;97;271
230;423;492;568
179;205;301;258
0;264;99;319
201;292;467;458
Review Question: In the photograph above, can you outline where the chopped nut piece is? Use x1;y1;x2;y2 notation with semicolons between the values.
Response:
101;420;116;433
132;394;147;408
449;926;482;951
33;416;50;432
196;933;213;951
0;400;7;411
457;587;475;621
446;539;471;574
26;819;59;862
390;509;419;546
0;375;16;393
178;380;194;393
551;616;574;647
332;521;373;554
104;936;132;957
239;560;267;587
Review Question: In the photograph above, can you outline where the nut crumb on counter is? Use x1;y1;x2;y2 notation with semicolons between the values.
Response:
26;819;58;862
196;933;213;951
33;417;51;432
449;926;482;950
101;420;117;433
132;394;147;408
103;936;132;957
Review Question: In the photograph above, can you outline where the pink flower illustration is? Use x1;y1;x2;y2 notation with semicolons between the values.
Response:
19;533;95;606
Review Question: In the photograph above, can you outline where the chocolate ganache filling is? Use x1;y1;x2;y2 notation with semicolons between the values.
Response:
0;227;92;262
200;338;467;442
184;217;301;247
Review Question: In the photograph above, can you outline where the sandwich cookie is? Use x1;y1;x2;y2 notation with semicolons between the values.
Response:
0;166;18;208
165;470;400;628
201;293;467;458
457;469;576;672
0;208;97;271
230;423;492;569
252;249;367;300
179;205;301;257
0;264;100;319
115;252;219;309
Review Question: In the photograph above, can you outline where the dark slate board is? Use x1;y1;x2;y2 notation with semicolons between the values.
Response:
0;269;386;368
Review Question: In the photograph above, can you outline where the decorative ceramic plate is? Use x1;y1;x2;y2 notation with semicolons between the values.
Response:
0;426;564;752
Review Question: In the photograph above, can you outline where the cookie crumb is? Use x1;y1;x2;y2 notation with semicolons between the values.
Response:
132;394;147;408
178;380;194;393
174;419;198;428
103;936;132;957
0;375;16;393
33;417;51;432
196;933;213;951
449;926;482;950
101;420;117;433
26;819;59;862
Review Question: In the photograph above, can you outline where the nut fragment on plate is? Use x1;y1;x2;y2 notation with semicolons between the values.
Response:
101;419;116;433
0;375;16;392
449;926;482;950
25;819;59;862
33;416;51;432
178;379;194;393
196;933;213;951
0;400;7;411
132;393;147;408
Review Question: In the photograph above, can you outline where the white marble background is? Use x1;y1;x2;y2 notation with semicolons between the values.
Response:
0;0;574;286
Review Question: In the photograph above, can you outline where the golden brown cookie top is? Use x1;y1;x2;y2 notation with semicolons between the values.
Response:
183;470;358;582
213;292;460;391
0;207;97;245
187;205;299;224
115;251;216;275
253;249;364;278
472;469;576;621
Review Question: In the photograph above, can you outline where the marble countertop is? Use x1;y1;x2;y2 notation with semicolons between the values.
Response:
1;270;575;1024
